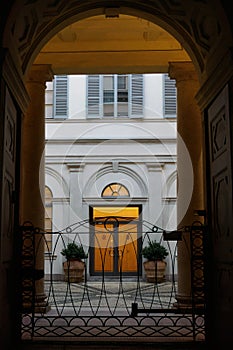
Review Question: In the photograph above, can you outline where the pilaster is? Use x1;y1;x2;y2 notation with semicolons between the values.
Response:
146;163;164;226
67;163;85;224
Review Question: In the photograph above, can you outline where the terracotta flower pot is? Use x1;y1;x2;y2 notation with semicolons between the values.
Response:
143;260;167;283
63;259;85;283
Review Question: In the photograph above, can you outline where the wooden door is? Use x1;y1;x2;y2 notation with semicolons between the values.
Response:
91;207;141;276
0;85;21;344
206;84;233;343
93;222;115;273
118;222;138;273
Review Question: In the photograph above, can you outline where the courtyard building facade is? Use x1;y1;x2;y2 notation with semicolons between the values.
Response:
44;73;177;280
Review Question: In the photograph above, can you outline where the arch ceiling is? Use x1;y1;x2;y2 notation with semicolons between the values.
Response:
3;0;231;81
34;14;191;75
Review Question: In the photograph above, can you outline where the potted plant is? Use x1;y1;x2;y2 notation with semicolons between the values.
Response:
142;240;168;283
61;242;88;283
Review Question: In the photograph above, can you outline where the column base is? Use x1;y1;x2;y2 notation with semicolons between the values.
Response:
174;293;204;309
173;294;193;309
34;293;51;313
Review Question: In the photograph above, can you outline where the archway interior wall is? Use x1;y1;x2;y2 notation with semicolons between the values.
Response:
4;1;209;78
2;1;233;103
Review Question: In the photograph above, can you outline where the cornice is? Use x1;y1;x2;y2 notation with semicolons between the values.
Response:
82;197;148;204
45;138;177;144
45;155;177;164
45;118;177;124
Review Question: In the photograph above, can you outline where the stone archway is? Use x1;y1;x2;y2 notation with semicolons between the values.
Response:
1;0;233;348
4;0;231;80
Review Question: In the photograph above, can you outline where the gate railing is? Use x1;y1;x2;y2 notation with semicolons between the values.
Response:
20;218;207;343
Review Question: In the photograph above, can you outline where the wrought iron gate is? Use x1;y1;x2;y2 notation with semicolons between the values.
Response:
20;218;207;343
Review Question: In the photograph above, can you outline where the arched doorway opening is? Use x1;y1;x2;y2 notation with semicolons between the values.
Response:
19;10;205;344
1;0;233;348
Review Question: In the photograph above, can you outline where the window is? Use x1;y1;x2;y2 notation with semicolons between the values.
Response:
44;186;53;254
163;74;177;118
87;74;143;118
117;75;128;103
102;183;130;198
53;75;68;119
103;75;114;103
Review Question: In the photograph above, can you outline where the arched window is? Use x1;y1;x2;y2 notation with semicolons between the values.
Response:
44;186;53;254
101;183;130;198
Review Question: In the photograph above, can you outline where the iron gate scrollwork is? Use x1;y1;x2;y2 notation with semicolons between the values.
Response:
20;218;207;343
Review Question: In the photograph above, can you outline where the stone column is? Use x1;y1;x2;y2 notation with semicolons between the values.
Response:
20;64;53;312
169;62;204;307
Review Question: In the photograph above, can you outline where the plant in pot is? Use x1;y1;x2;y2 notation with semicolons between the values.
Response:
142;240;169;283
61;242;88;283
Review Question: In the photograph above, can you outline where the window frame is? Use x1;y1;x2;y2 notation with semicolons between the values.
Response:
101;183;130;198
87;74;144;119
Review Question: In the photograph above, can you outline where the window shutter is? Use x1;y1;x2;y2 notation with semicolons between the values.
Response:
87;75;100;117
130;74;143;117
164;74;177;118
53;75;68;119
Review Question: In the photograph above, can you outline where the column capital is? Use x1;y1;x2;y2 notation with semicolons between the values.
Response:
67;163;85;173
146;163;164;172
27;64;54;84
168;61;198;83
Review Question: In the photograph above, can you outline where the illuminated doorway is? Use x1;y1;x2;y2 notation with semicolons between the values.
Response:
90;205;142;276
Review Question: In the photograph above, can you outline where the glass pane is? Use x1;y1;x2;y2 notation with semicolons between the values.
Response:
94;223;114;272
118;223;138;272
117;91;128;102
103;90;114;103
117;103;128;116
103;75;114;90
118;75;127;90
103;103;114;116
102;183;130;197
93;207;139;219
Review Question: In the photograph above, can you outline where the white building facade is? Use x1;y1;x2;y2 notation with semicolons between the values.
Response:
44;73;177;280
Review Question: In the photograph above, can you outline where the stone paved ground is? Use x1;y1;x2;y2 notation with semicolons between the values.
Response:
44;280;177;313
22;281;205;343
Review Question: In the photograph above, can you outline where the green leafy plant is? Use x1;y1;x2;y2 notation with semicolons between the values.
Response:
61;242;88;261
142;240;168;261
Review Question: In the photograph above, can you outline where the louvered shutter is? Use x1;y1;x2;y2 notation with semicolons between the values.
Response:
53;75;68;119
164;74;177;118
87;75;101;117
130;74;144;117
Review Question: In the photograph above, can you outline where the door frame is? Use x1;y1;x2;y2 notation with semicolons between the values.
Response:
89;205;142;277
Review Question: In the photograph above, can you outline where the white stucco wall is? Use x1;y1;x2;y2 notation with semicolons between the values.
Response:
144;74;163;118
69;75;86;119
